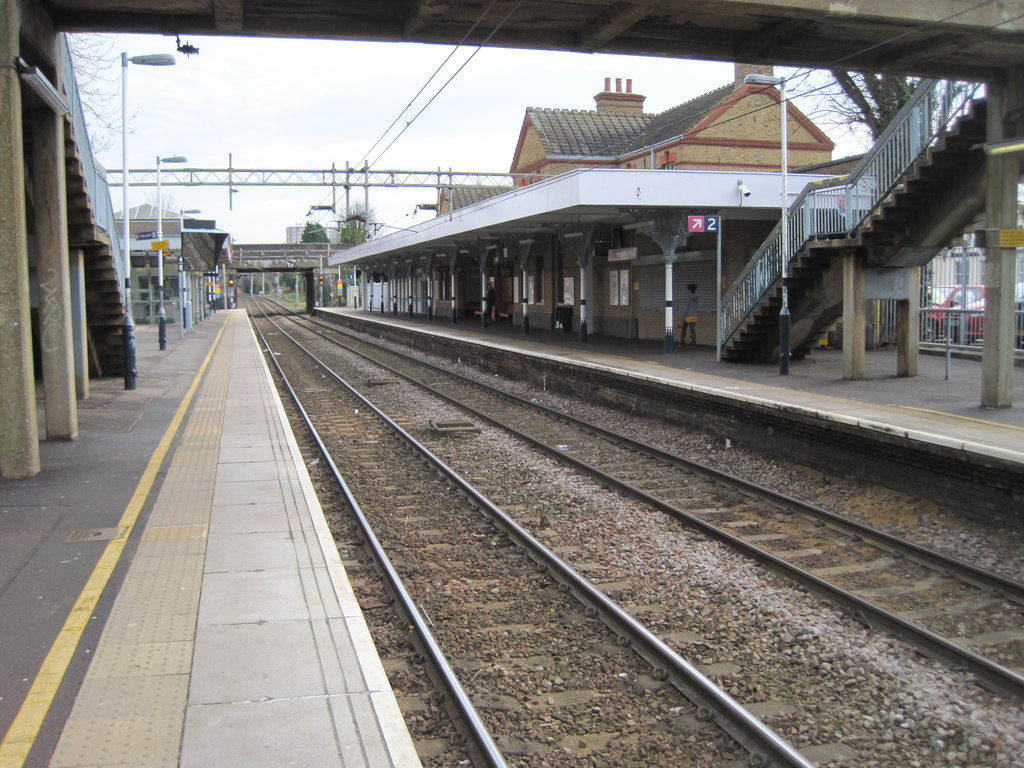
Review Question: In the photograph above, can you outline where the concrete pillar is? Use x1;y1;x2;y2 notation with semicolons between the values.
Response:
0;0;41;477
70;248;89;397
896;266;921;378
304;269;315;313
842;250;866;380
981;69;1022;408
34;94;78;440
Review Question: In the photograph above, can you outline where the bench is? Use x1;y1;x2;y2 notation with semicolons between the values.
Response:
474;301;514;322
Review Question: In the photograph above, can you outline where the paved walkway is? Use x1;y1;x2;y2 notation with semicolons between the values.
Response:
1;311;420;768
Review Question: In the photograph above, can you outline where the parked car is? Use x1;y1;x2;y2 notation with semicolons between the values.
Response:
931;283;1024;348
924;285;985;344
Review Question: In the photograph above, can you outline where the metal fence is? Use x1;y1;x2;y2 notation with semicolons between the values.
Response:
902;247;1024;352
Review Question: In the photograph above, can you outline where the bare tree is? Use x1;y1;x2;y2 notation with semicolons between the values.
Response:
66;34;121;153
827;70;918;140
795;69;918;153
337;202;379;244
798;69;982;157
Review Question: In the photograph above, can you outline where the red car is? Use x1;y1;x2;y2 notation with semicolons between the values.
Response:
925;285;985;344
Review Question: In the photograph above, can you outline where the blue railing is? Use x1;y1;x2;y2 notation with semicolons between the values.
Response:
720;79;981;347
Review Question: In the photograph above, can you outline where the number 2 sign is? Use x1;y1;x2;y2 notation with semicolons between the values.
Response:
687;215;720;234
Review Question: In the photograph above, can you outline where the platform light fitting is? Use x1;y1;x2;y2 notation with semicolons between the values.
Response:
14;58;70;115
175;35;200;57
980;137;1024;156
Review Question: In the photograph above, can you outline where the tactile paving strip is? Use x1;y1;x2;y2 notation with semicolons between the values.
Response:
49;318;234;768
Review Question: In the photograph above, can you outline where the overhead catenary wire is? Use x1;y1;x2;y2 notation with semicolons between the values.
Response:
307;1;1018;230
306;0;523;219
420;2;1021;225
365;0;525;170
357;0;504;169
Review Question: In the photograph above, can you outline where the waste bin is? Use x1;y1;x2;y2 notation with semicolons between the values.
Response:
555;306;573;332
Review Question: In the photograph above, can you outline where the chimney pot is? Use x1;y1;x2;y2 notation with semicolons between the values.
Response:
615;77;622;92
626;79;633;93
604;77;611;92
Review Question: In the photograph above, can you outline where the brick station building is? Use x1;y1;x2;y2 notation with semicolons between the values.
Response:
510;65;834;182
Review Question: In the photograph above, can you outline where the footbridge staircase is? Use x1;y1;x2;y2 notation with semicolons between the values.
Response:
720;80;988;362
55;37;130;376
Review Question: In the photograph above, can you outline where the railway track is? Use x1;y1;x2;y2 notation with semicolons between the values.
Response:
249;302;813;767
248;297;1024;766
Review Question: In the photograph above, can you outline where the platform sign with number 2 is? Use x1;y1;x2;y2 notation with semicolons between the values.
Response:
688;215;720;233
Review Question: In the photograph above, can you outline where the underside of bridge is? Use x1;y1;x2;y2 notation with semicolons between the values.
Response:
43;0;1024;81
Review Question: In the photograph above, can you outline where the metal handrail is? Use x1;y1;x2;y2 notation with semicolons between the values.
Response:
60;35;126;303
720;79;981;347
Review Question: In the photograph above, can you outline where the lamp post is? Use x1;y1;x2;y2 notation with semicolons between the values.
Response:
121;52;176;387
744;72;790;375
179;208;201;336
156;155;187;350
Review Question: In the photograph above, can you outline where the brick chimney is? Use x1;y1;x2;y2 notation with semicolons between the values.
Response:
734;63;775;89
594;77;646;115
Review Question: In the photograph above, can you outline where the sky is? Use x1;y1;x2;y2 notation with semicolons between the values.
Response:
77;32;859;244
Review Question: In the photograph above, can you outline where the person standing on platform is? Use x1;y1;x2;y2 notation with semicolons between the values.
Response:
486;282;497;321
680;283;699;346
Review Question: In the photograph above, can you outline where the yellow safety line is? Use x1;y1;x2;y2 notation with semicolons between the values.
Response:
897;404;1024;432
0;320;230;768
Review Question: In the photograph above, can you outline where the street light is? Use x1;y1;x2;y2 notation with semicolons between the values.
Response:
179;208;201;336
744;72;790;375
156;155;187;350
121;51;176;388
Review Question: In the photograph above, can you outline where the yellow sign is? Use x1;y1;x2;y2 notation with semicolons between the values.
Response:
150;240;170;250
998;229;1024;248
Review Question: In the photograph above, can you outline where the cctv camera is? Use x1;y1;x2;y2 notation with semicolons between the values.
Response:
737;182;752;197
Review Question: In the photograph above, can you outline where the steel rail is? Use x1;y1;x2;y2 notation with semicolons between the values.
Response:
248;305;509;768
249;297;817;768
282;306;1024;702
303;308;1024;604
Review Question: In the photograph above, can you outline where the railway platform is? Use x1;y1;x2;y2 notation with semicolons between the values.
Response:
319;307;1024;465
3;302;1022;767
0;310;421;768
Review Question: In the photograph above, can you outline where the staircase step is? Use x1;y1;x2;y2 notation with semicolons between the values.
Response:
723;93;987;362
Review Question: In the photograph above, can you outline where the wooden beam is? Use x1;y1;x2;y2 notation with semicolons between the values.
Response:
214;0;245;33
577;3;651;52
404;0;450;39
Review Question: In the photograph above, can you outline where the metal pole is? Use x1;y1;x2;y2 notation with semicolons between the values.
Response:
178;209;186;337
156;156;166;350
778;77;790;376
120;53;136;389
716;214;723;363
